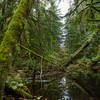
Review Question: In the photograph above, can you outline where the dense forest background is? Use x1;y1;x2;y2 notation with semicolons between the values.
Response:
0;0;100;100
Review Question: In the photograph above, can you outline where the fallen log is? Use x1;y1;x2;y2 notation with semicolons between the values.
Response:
63;31;98;67
5;85;33;99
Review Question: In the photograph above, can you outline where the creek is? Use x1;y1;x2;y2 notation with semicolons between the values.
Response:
32;74;92;100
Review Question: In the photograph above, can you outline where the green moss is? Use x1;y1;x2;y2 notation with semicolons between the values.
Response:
0;0;33;62
0;0;33;99
17;89;33;99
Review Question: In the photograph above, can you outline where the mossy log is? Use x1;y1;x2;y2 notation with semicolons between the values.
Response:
5;85;33;99
63;32;98;67
16;89;33;99
0;0;34;99
18;43;58;66
64;39;90;66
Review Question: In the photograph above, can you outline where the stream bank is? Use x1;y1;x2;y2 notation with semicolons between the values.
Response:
4;64;100;100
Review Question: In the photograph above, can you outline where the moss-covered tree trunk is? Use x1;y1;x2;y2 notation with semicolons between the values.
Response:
0;0;34;99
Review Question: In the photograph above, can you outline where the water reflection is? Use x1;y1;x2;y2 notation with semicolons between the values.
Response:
60;77;66;85
34;75;92;100
59;77;71;100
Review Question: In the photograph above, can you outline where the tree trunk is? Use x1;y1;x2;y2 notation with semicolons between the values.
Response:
0;0;34;99
0;0;6;31
37;0;43;81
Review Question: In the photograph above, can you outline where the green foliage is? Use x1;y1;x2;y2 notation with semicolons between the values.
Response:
22;59;35;68
6;73;26;90
0;0;20;42
65;0;100;61
76;56;92;67
0;0;100;99
63;1;100;98
25;0;63;55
